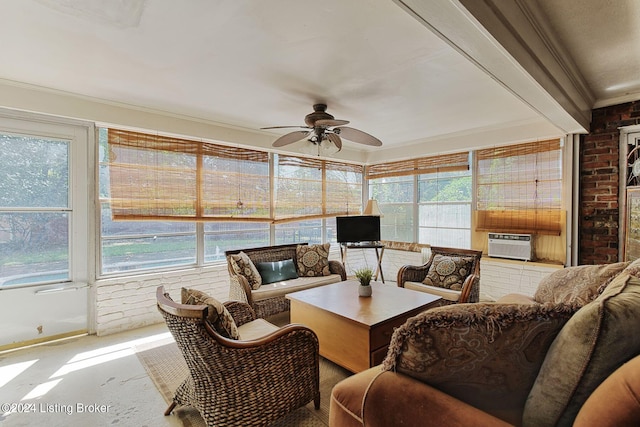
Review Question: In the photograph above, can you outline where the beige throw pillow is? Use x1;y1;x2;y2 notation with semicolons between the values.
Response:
229;251;262;290
181;288;240;340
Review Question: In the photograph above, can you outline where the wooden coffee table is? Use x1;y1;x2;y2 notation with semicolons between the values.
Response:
286;280;441;373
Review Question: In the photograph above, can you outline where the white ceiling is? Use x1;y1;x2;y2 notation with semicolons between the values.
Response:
0;0;638;162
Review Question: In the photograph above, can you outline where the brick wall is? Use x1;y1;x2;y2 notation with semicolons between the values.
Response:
580;101;640;264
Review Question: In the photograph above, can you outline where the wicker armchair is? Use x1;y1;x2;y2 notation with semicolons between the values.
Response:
156;286;320;427
397;246;482;305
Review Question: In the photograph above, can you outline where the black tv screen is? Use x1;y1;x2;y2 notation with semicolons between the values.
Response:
336;215;381;243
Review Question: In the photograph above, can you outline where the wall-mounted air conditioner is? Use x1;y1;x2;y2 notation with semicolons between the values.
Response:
488;233;534;261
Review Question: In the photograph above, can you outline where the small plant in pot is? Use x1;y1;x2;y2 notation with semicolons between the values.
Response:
354;267;373;297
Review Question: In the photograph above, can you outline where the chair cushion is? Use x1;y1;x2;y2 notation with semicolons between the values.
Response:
296;243;331;277
523;270;640;427
229;251;262;290
533;261;629;306
255;259;298;284
236;318;279;340
403;281;461;302
422;254;475;290
181;288;240;340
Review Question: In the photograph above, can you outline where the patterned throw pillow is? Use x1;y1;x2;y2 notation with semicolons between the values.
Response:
533;262;629;306
229;251;262;290
181;288;240;340
422;254;475;290
296;243;331;277
382;303;575;420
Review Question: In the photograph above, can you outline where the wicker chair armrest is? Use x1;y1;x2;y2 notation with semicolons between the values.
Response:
223;300;257;326
329;260;347;280
228;273;253;305
211;322;319;354
459;273;480;303
397;262;433;287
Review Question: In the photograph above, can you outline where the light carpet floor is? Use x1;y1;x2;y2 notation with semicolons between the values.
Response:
135;336;352;427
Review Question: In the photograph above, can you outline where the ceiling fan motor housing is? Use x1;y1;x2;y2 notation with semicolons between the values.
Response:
304;103;334;127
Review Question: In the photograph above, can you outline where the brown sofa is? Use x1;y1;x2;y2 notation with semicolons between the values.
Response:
226;242;346;318
330;260;640;426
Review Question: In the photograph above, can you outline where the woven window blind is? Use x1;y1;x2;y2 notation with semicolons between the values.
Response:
366;151;469;179
476;139;563;235
108;129;270;221
274;155;363;224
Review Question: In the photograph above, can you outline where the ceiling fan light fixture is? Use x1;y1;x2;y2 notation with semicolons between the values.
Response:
264;104;382;154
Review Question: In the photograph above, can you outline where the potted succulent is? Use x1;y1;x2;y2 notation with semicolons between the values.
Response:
354;267;373;297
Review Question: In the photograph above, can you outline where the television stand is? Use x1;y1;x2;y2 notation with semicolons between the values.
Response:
340;242;385;284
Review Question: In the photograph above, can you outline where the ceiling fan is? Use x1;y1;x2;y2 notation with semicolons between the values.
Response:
261;104;382;152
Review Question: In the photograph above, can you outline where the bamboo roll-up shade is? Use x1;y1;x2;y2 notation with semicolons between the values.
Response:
108;129;269;221
366;151;469;179
273;154;363;223
476;139;563;235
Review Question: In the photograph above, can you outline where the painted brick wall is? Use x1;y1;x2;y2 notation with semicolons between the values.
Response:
95;264;231;335
95;248;345;336
94;247;424;336
580;101;640;264
480;258;562;300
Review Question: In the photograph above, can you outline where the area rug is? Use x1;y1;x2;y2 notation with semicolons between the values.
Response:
135;336;352;427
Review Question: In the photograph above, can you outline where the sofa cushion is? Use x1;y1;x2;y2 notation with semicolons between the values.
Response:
382;302;575;424
296;243;331;277
533;261;629;306
251;274;342;301
422;254;475;291
255;259;298;284
229;251;262;290
523;270;640;427
181;287;240;340
573;354;640;427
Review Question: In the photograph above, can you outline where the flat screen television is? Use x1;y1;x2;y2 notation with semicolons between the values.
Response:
336;215;381;243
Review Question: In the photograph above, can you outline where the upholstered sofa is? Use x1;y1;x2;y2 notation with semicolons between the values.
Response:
330;260;640;426
226;242;346;318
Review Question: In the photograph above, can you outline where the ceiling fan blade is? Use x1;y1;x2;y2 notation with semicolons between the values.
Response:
335;127;382;146
261;125;308;130
327;133;342;152
315;119;350;127
272;131;311;147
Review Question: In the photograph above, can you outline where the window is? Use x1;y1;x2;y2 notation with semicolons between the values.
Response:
273;154;363;223
0;133;70;286
368;175;414;242
367;152;471;246
476;139;562;235
99;128;363;275
99;129;197;272
418;169;472;248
